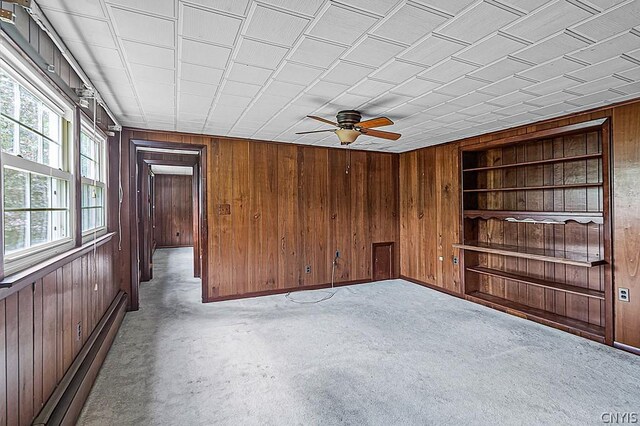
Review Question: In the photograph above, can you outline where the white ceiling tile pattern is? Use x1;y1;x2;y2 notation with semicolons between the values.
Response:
181;4;242;46
37;0;640;152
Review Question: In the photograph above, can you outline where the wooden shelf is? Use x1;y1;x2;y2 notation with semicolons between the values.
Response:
452;241;605;267
463;210;603;224
463;183;602;193
466;266;605;299
466;291;605;342
463;152;602;172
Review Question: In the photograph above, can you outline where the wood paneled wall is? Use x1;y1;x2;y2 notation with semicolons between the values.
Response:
154;175;194;247
400;99;640;350
210;141;399;298
116;130;399;302
400;143;461;293
612;103;640;349
0;240;117;425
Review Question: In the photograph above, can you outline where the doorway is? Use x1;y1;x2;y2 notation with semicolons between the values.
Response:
129;140;208;310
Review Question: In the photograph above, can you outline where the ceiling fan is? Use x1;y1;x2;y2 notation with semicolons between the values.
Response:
296;110;401;145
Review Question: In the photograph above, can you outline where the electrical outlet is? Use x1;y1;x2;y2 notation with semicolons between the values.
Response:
305;265;311;274
76;322;82;341
619;288;630;302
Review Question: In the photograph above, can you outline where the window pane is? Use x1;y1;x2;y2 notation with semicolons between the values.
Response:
0;116;15;153
30;210;49;245
52;210;68;239
80;132;92;157
41;106;60;142
19;86;39;129
4;211;27;253
81;182;105;232
82;183;90;208
43;138;61;169
30;174;50;208
81;208;88;231
95;186;103;207
0;70;16;118
52;178;67;209
81;156;91;178
96;207;104;227
82;183;104;208
4;168;28;209
19;125;39;162
82;208;95;231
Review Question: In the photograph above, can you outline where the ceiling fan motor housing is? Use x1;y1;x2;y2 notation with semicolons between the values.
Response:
336;110;362;128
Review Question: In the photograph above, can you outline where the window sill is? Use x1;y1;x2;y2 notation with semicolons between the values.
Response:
82;227;108;245
0;232;115;297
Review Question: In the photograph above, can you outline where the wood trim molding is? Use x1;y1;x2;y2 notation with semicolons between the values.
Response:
463;118;608;151
613;342;640;356
123;126;396;155
205;279;373;303
143;158;198;167
400;275;463;298
0;232;115;298
32;290;127;425
73;107;83;247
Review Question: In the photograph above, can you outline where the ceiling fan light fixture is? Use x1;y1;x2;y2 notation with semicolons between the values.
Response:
335;128;360;145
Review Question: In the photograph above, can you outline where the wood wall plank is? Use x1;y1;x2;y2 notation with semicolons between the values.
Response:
328;150;352;281
18;286;34;425
350;151;370;281
215;139;234;297
6;294;18;425
277;145;301;289
62;264;73;372
232;141;250;295
72;258;82;357
248;143;278;292
33;280;44;413
42;272;57;403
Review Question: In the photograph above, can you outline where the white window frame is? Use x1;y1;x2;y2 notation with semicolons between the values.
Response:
80;119;107;242
1;48;76;276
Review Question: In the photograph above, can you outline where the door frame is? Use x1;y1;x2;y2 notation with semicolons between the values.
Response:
138;155;199;281
129;139;209;309
372;242;395;281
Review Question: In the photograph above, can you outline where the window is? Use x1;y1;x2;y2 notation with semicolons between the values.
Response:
80;123;106;235
0;65;73;273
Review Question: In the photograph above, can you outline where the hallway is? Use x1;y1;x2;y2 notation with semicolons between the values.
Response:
78;248;639;425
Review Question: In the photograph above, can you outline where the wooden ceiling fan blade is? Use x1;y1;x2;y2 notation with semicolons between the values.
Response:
360;128;401;140
295;129;336;135
357;117;394;128
307;115;338;126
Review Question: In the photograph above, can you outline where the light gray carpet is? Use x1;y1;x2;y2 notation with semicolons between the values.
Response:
78;247;639;425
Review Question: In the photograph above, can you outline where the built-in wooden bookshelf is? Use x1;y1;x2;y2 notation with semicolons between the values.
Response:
457;118;613;344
